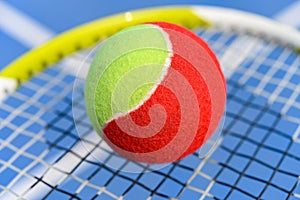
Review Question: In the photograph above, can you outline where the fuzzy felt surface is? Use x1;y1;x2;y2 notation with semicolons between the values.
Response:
86;22;226;164
84;24;169;133
103;52;213;163
156;22;226;143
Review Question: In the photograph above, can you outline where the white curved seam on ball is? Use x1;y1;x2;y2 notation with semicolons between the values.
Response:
103;25;173;128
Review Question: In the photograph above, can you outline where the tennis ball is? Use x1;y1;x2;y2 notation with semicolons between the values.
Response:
84;22;226;164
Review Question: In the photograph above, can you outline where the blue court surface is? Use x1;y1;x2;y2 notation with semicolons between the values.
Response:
1;1;300;200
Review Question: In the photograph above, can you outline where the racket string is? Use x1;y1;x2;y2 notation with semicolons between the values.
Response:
1;29;300;199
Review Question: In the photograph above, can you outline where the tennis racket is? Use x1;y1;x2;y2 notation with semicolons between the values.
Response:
1;6;300;200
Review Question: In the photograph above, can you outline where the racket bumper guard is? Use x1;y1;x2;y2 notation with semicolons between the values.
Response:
0;77;18;103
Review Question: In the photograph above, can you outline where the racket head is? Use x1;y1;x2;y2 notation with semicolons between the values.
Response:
0;6;300;200
72;41;226;173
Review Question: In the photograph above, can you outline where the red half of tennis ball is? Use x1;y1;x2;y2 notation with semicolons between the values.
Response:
84;22;226;164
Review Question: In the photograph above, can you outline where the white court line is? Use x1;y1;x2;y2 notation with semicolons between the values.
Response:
273;1;300;27
0;1;54;48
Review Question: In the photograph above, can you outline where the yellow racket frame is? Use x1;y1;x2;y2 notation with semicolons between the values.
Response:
0;7;209;84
